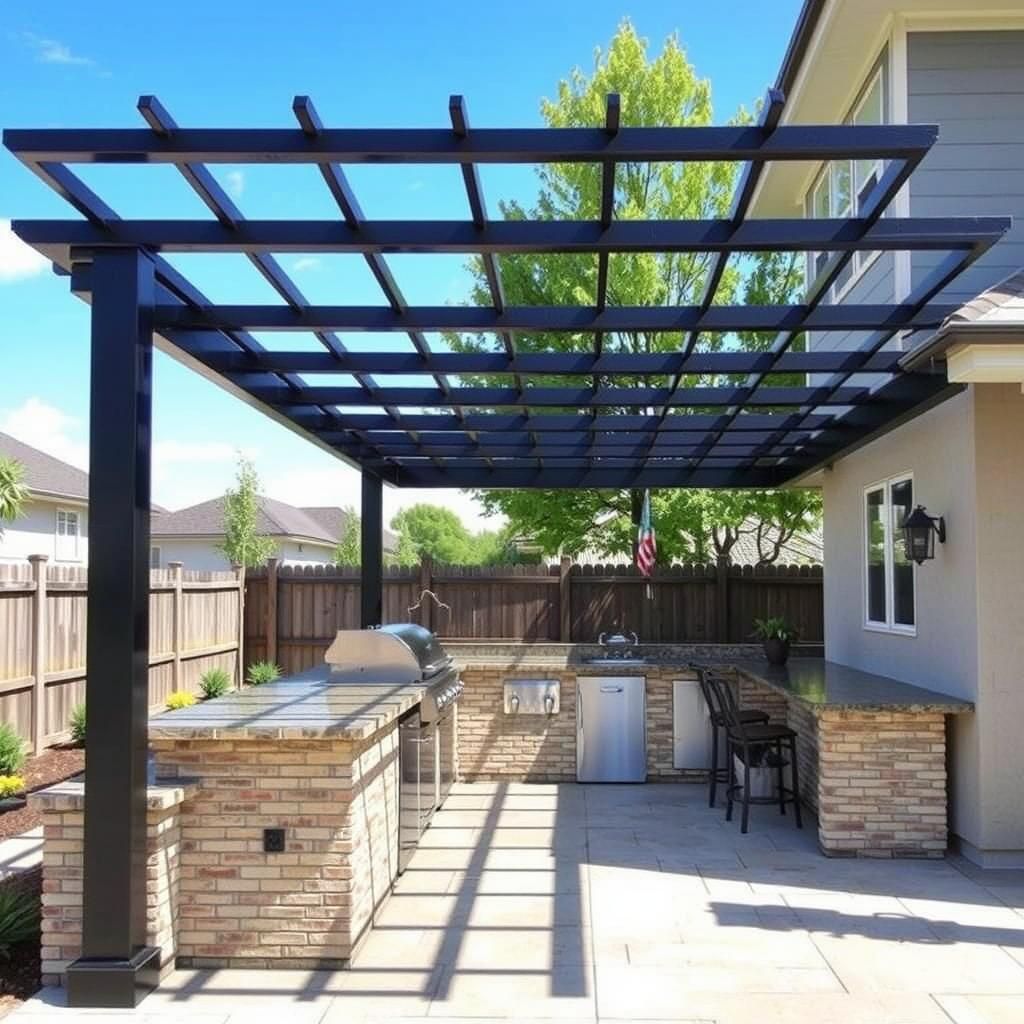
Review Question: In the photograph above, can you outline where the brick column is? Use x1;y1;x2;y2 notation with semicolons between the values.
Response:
31;780;195;986
817;710;948;858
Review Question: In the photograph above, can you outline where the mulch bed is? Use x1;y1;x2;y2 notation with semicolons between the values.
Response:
0;866;41;1009
0;746;84;842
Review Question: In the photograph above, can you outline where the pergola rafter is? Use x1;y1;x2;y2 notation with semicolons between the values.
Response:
5;100;1009;492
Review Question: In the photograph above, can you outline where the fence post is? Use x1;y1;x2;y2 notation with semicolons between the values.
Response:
235;564;245;688
168;561;183;693
29;554;48;754
418;556;433;632
715;556;730;641
559;556;571;641
266;557;279;667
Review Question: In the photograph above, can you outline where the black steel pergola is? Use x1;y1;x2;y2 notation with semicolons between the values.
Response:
2;93;1008;1006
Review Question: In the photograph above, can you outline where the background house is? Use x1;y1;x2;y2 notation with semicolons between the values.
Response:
753;0;1024;866
151;495;397;570
0;431;89;565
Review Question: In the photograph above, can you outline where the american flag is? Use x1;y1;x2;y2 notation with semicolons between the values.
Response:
636;489;657;577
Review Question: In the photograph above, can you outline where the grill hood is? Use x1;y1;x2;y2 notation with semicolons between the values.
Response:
324;623;452;684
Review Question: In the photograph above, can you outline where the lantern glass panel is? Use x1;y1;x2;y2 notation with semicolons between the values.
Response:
891;479;915;625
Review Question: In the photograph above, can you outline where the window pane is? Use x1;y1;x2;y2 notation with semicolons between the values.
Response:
866;488;887;623
854;73;884;126
813;173;830;218
891;478;915;626
832;161;852;216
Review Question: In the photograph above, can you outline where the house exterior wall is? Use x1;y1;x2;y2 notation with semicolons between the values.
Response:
822;384;1024;863
0;497;88;565
151;537;336;571
908;30;1024;303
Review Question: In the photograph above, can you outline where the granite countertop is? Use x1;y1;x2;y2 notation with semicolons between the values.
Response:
729;659;974;714
149;668;425;740
446;641;821;671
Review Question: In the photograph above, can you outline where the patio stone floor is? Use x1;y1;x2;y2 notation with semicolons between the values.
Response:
12;782;1024;1023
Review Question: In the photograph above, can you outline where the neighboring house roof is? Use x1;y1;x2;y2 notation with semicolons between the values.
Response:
0;430;88;501
943;269;1024;326
728;521;823;566
151;495;397;552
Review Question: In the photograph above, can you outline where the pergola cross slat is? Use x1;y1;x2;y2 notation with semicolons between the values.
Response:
5;102;1009;493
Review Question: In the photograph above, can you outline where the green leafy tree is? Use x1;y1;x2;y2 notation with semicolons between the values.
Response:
456;22;818;563
0;457;28;524
391;504;473;564
332;506;362;566
218;456;277;568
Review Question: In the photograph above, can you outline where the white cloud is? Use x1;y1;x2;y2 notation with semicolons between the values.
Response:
292;257;321;273
0;398;88;469
21;32;96;67
0;219;49;283
151;441;255;510
225;171;245;199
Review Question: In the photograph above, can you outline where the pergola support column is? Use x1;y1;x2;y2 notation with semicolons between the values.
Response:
66;248;160;1008
360;469;383;628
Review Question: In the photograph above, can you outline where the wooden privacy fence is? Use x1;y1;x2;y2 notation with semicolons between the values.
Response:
0;557;244;753
245;557;824;676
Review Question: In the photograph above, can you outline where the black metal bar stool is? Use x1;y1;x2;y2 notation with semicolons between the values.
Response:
708;672;803;834
693;666;770;808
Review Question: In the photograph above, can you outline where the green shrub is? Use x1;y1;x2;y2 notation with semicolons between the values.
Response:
69;704;86;746
0;724;25;776
0;885;40;958
246;661;281;686
200;667;231;699
0;775;25;800
166;691;197;711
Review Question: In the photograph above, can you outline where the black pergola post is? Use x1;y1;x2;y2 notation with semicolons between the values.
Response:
361;469;383;628
66;248;160;1008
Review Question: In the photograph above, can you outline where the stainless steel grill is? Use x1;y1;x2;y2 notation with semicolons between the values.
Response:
324;623;461;722
321;623;463;873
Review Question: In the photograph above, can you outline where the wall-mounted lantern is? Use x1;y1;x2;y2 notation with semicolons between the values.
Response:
901;505;946;565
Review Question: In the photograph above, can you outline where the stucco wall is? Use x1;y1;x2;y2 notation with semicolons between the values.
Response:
823;385;1024;862
822;390;982;847
151;537;335;571
0;498;88;565
971;385;1024;859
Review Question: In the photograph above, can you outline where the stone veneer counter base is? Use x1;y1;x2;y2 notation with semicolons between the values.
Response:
447;644;973;861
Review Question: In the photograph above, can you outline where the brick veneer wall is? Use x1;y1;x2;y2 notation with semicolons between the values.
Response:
456;664;703;782
817;710;947;858
150;725;399;968
30;782;190;986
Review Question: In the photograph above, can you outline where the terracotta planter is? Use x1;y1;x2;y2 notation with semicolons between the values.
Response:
763;637;791;666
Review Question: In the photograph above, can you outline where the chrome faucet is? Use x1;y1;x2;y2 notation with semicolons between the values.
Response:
597;630;639;658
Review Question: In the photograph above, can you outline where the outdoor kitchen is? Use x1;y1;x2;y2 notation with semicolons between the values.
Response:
29;623;972;984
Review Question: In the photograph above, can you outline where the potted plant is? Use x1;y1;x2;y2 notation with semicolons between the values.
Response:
752;616;798;666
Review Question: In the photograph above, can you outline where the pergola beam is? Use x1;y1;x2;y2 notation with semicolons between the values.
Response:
150;302;956;334
2;121;939;163
189;346;905;376
19;215;1007;255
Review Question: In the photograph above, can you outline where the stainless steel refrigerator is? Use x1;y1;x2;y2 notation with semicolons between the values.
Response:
576;676;647;782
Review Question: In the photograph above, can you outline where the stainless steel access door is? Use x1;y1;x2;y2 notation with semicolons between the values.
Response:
576;676;647;783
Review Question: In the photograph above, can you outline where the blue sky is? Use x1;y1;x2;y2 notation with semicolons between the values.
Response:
0;0;801;528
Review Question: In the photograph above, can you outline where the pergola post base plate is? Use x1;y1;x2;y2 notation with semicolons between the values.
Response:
66;946;161;1008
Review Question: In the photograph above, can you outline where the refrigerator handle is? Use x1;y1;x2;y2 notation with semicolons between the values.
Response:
577;687;585;770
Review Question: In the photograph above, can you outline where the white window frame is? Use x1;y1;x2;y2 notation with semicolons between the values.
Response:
806;64;886;301
150;546;162;570
863;472;917;637
55;508;81;562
